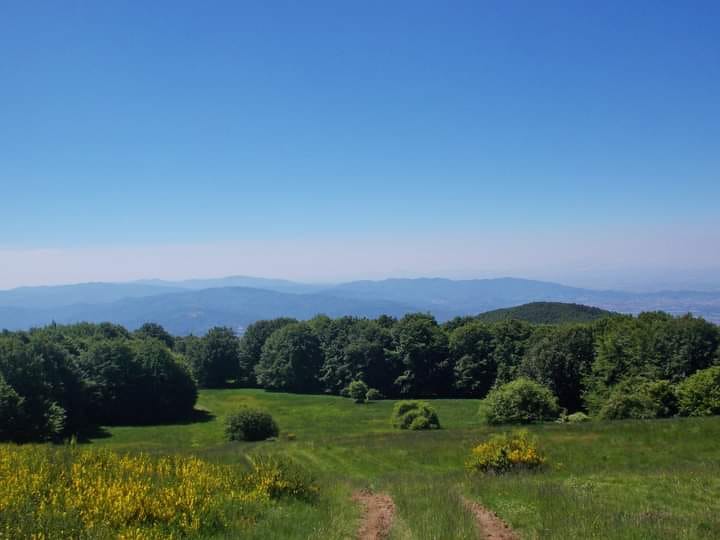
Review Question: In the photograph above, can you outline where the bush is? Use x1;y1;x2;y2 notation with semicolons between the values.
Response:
391;400;440;430
677;365;720;416
225;408;279;441
348;380;369;403
466;431;545;474
597;379;678;420
562;411;591;423
366;388;382;401
480;378;560;425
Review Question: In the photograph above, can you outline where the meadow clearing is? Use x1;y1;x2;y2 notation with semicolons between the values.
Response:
45;388;718;539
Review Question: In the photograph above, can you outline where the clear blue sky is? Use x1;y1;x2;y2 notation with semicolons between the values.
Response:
1;1;719;289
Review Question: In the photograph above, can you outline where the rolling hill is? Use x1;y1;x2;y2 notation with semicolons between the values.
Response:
474;302;615;324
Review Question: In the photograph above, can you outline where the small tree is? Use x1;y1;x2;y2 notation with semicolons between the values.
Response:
366;388;382;401
480;378;560;425
225;408;279;441
677;365;720;416
348;380;369;403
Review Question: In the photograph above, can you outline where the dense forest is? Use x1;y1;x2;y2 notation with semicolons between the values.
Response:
1;307;719;442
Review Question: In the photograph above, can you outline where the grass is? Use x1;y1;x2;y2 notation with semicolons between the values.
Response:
77;390;720;538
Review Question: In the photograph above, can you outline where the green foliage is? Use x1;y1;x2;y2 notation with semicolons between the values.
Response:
0;374;24;440
347;380;368;403
565;411;591;423
480;378;560;425
392;313;452;395
255;323;323;393
597;378;677;420
391;400;440;430
466;430;545;474
225;407;279;441
238;318;297;386
186;327;240;388
365;388;382;401
134;322;174;349
450;321;496;397
520;325;594;412
677;365;720;416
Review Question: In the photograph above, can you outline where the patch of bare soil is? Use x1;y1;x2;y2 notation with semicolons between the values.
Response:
463;497;519;540
352;490;396;540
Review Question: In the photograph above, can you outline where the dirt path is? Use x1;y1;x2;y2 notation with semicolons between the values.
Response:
463;497;519;540
353;490;396;540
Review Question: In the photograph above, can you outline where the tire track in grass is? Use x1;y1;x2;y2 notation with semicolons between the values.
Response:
353;490;396;540
462;497;519;540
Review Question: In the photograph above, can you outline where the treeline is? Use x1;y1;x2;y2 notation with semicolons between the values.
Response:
2;311;719;442
0;323;197;442
222;312;719;417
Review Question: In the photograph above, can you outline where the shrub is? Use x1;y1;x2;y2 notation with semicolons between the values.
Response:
677;365;720;416
480;378;560;425
466;431;545;474
225;408;279;441
565;412;591;423
366;388;382;401
391;400;440;430
0;445;316;538
597;379;678;420
348;380;369;403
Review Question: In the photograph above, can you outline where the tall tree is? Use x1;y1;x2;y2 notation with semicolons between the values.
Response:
255;323;323;393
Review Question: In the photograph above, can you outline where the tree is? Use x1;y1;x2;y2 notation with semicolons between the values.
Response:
347;380;369;403
238;318;297;386
255;323;323;393
187;327;240;388
0;373;24;441
77;339;146;424
677;365;720;416
391;314;452;396
491;320;534;386
519;325;595;412
134;323;174;349
480;378;560;425
450;321;496;397
132;339;197;422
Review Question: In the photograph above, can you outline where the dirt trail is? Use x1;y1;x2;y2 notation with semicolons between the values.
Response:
463;497;519;540
353;490;396;540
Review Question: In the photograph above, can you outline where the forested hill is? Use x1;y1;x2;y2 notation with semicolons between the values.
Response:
476;302;615;324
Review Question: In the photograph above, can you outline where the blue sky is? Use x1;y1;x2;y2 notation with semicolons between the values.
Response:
1;1;719;289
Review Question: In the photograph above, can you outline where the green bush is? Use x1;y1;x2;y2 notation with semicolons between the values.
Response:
365;388;382;401
347;380;369;403
480;378;560;425
565;411;590;423
677;365;720;417
597;379;678;420
391;400;440;430
225;408;279;441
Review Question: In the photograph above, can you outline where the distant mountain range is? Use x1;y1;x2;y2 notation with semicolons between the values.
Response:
0;276;718;334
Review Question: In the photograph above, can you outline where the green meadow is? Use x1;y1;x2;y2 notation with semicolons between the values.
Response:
84;389;720;539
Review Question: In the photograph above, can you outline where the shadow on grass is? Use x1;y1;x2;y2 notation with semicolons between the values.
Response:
75;408;216;443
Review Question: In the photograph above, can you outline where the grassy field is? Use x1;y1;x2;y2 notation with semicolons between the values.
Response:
84;389;720;539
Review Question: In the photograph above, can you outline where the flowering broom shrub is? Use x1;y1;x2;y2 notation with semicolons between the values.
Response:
0;444;317;538
466;431;545;475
